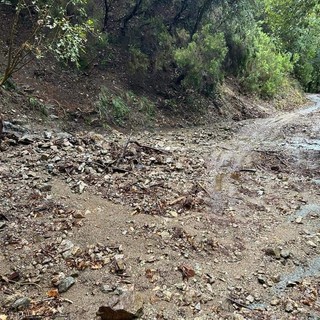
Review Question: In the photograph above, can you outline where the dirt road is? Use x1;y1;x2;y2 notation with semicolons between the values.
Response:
0;95;319;319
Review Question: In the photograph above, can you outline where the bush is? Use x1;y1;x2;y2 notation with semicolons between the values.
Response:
242;27;294;97
95;87;155;126
293;15;320;92
128;47;149;74
174;25;228;95
95;87;129;125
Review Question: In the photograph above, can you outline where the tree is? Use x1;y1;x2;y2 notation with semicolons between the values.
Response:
174;24;228;94
264;0;320;91
0;0;94;86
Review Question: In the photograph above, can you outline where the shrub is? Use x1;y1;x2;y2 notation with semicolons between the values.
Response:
174;25;228;95
95;88;155;126
96;87;129;125
128;47;149;74
242;27;294;97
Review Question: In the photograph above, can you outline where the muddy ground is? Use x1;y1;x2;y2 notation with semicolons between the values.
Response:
0;95;319;320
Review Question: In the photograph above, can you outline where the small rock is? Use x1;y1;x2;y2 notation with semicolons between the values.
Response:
264;247;281;259
307;240;317;248
47;163;54;173
169;210;178;218
280;249;291;259
51;272;66;286
285;302;294;313
43;131;52;140
77;181;86;194
257;275;266;284
295;216;303;224
19;135;35;144
159;230;170;239
175;162;183;170
194;302;201;311
163;290;173;302
56;132;72;139
58;276;76;293
49;114;59;120
39;184;52;192
40;153;50;160
246;295;254;303
76;145;85;152
175;282;187;291
100;284;114;293
114;255;125;273
11;297;31;310
270;299;280;306
58;240;74;254
73;210;86;219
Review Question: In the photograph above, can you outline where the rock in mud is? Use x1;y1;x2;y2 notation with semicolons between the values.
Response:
11;297;31;310
257;275;266;284
280;249;291;259
270;299;280;306
307;240;317;248
58;276;76;293
264;247;281;259
285;302;294;313
100;284;114;293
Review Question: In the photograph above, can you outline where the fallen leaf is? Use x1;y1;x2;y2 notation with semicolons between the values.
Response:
96;306;143;320
47;289;59;298
91;263;103;270
145;268;155;280
7;271;21;282
0;315;8;320
178;265;195;280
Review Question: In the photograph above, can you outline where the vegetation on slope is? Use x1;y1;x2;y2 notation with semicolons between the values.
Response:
0;0;319;121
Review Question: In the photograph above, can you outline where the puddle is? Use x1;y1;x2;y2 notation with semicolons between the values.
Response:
288;204;320;222
288;138;320;151
300;94;320;115
299;104;320;115
277;204;320;295
247;302;268;311
274;256;320;293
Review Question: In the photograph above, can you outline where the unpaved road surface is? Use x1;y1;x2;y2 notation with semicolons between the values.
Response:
0;95;319;319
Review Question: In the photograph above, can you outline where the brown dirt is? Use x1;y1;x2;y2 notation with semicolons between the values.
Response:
1;92;319;319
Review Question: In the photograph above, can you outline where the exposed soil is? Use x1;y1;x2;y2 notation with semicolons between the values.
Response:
0;91;319;320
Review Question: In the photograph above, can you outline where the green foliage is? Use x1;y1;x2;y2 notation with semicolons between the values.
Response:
28;97;49;116
96;87;129;125
128;47;149;74
174;25;228;94
0;0;95;85
241;27;294;98
48;19;93;66
291;9;320;91
264;0;320;92
96;87;155;126
77;31;109;70
3;0;319;101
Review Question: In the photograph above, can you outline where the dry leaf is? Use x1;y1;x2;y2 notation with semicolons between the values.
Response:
0;315;8;320
47;288;59;298
178;265;195;280
8;271;21;281
145;268;153;279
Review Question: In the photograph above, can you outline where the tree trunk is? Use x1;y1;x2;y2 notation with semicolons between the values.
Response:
102;0;109;32
120;0;143;36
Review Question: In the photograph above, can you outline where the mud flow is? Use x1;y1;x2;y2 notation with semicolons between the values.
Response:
0;95;320;319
